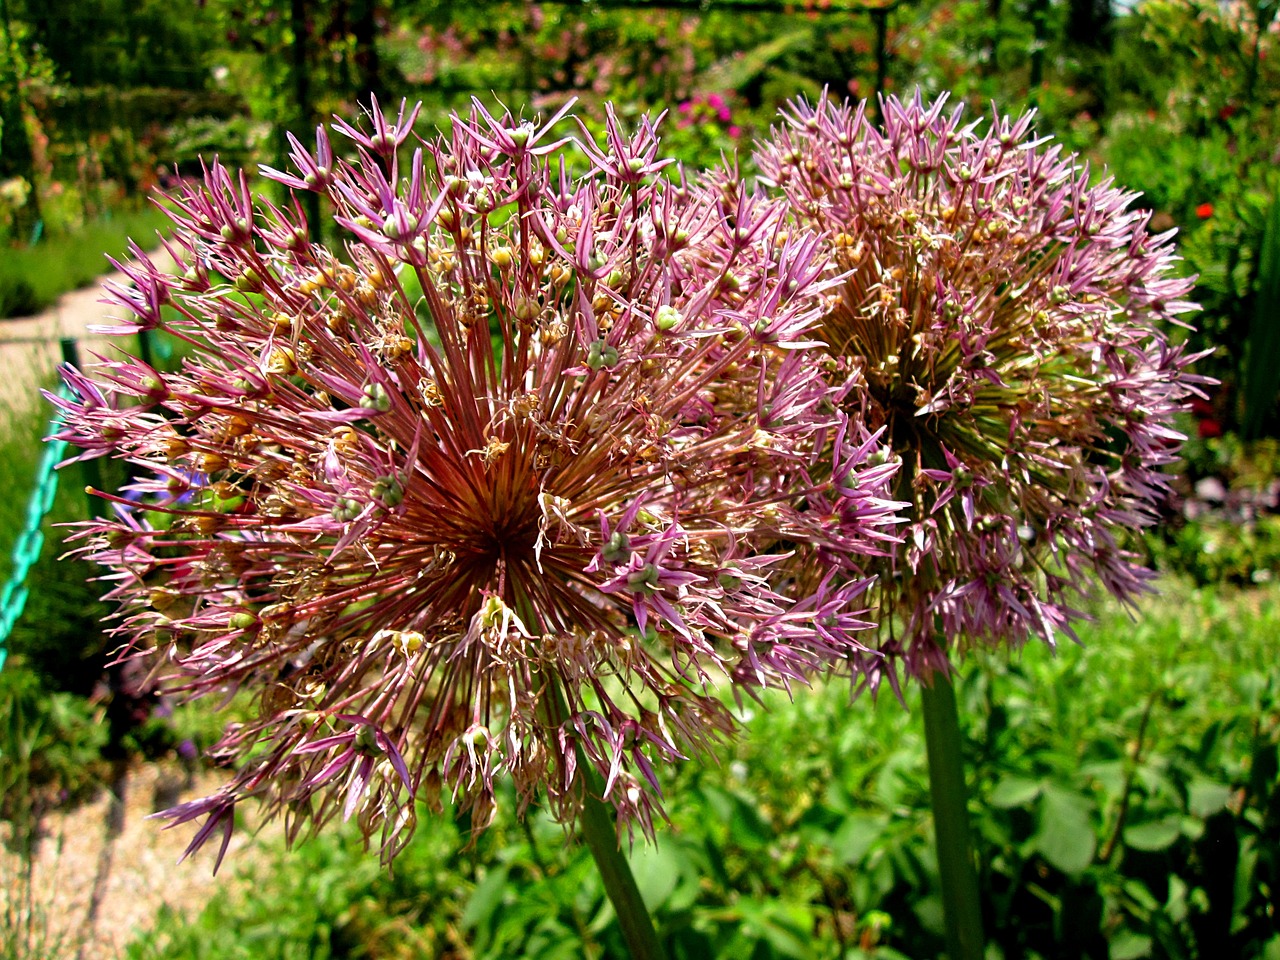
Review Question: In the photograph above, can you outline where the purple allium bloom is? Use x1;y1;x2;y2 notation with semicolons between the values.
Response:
57;100;901;866
758;93;1209;694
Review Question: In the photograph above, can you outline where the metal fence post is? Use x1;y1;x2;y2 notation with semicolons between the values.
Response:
59;337;103;515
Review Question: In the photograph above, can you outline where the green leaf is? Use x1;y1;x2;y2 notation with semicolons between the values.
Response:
989;776;1043;809
1110;930;1154;959
832;812;888;866
461;864;510;931
628;842;682;912
1125;816;1183;852
736;898;815;960
1243;190;1280;439
913;894;946;936
1188;779;1232;818
1033;785;1096;876
702;785;774;848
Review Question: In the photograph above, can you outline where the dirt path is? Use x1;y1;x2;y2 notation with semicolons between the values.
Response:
0;252;172;417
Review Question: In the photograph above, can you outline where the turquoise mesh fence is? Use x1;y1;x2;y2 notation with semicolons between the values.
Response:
0;386;71;672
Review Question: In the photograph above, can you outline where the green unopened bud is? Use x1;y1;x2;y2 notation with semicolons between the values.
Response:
586;339;619;371
372;474;404;508
975;515;1003;534
513;297;540;322
718;573;742;592
228;611;258;631
220;217;250;243
602;530;631;563
355;724;380;754
331;496;362;522
361;382;392;412
234;268;263;293
626;564;661;594
655;305;681;332
508;124;532;149
381;213;419;240
139;373;167;400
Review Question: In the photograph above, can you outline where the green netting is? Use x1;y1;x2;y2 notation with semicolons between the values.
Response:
0;387;71;671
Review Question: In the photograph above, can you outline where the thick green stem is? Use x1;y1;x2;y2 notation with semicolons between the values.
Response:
577;767;667;960
534;667;665;960
920;670;985;960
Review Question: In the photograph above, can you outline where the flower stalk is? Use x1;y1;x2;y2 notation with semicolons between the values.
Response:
920;667;984;960
578;766;668;960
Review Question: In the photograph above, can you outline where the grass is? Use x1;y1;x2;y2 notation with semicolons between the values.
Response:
123;579;1280;960
0;206;174;319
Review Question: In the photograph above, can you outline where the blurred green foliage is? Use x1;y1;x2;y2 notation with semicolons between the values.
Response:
0;205;171;317
0;3;1275;957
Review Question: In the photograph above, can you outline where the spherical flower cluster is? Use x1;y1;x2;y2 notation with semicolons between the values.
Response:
758;93;1207;689
53;99;901;867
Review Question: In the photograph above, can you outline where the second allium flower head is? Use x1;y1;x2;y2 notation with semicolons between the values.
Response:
54;98;901;866
759;93;1206;692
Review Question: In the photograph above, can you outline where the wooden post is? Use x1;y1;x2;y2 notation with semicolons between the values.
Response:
872;7;889;126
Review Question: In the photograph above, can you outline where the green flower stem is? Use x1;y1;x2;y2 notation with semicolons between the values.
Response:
577;765;668;960
920;668;985;960
535;666;666;960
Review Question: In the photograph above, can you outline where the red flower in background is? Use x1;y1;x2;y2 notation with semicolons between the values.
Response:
1196;203;1214;219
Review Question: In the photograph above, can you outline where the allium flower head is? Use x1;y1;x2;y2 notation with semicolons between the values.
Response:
55;99;900;866
757;92;1207;689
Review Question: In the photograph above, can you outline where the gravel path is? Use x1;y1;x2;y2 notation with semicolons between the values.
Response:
4;763;267;960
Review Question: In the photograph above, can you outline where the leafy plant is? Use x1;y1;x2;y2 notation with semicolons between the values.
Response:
1243;191;1280;439
0;205;172;319
127;581;1280;959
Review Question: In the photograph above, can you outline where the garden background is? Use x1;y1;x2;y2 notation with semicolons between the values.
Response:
1;0;1278;957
